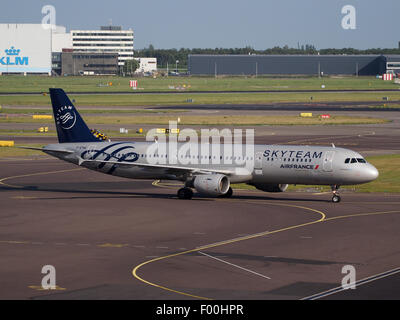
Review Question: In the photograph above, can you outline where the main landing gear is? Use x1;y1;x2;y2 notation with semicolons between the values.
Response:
177;187;234;199
218;187;233;198
177;187;193;200
331;185;341;203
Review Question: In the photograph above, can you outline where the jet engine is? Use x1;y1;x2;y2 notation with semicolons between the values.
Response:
193;174;230;196
251;183;289;193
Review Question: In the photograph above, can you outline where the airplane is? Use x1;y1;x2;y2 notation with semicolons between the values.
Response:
20;88;379;203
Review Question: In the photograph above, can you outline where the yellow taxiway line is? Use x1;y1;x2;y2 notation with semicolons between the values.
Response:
0;168;84;188
132;199;327;300
133;181;400;300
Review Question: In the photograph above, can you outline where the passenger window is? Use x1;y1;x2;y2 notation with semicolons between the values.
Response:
351;158;357;163
345;158;350;164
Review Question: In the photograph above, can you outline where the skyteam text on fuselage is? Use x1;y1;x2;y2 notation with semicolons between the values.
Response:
20;89;379;203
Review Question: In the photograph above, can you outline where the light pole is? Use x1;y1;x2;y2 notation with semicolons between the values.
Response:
176;60;179;73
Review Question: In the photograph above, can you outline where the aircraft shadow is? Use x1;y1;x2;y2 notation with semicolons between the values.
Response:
0;183;331;203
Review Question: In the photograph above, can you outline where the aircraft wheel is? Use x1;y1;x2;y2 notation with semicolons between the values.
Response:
177;187;193;200
332;195;341;203
219;187;233;198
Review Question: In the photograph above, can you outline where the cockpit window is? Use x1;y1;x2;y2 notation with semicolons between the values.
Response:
345;157;367;164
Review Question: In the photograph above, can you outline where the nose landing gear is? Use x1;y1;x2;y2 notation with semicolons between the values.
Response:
331;185;341;203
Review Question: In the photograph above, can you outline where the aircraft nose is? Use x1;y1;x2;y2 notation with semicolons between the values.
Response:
365;164;379;182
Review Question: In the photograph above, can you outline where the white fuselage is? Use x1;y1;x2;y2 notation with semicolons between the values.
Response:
43;141;379;186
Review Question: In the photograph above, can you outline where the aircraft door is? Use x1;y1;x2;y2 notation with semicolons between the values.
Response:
254;152;263;174
323;151;334;172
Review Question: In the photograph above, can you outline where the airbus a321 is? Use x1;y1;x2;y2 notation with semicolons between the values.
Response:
21;89;379;203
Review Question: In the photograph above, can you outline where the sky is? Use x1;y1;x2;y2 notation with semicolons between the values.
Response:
1;0;399;50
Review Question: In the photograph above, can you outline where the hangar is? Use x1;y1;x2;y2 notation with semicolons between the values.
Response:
188;54;392;76
0;24;53;75
0;24;139;76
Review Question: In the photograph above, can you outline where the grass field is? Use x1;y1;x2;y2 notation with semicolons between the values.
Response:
1;75;399;108
0;144;44;158
0;129;146;138
0;115;389;126
1;91;400;107
0;75;398;94
0;76;397;193
0;107;183;114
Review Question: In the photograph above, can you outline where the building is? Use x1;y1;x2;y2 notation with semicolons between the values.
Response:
52;25;72;53
0;23;72;75
0;24;52;75
61;51;119;76
134;57;157;74
188;54;389;76
385;55;400;75
52;52;62;75
0;23;137;76
52;26;72;75
71;26;134;67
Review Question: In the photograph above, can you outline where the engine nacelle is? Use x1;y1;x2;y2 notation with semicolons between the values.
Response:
251;183;289;193
193;174;230;196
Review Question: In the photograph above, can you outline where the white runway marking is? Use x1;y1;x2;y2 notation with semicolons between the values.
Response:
301;266;400;300
198;251;271;280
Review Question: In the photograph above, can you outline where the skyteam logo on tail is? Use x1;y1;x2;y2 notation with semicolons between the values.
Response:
55;106;76;130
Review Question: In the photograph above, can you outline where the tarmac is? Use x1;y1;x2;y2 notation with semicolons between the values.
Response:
0;156;399;300
0;104;399;300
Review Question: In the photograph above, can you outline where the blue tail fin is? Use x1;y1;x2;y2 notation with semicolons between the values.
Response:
49;88;99;143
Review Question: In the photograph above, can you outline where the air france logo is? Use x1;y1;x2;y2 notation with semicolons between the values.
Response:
0;46;29;66
56;106;76;130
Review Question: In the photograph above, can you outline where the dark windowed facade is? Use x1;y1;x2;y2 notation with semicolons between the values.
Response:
61;52;119;75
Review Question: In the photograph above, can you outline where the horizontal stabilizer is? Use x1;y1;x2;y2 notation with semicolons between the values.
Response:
16;146;74;154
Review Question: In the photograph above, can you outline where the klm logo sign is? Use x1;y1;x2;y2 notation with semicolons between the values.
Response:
0;46;29;66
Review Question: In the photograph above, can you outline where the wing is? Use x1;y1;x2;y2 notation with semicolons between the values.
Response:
79;157;236;176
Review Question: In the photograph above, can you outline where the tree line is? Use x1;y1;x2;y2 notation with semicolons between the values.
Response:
135;44;400;69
